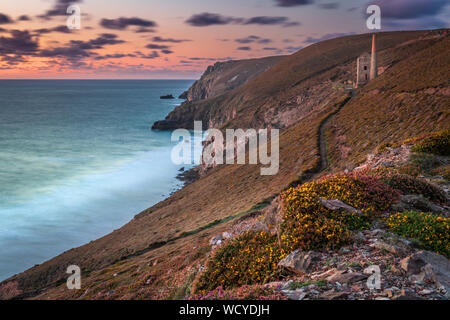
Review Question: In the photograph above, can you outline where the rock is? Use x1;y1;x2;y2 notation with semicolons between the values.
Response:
160;94;175;99
371;241;402;255
401;251;450;297
209;234;224;246
393;288;423;300
326;272;368;284
278;250;320;275
222;232;232;239
319;290;350;300
152;120;185;131
400;255;427;275
352;231;366;243
178;91;188;99
320;199;362;215
392;194;448;216
282;289;307;300
341;247;351;254
418;289;433;295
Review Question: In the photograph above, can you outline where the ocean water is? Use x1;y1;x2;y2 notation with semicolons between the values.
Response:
0;80;195;281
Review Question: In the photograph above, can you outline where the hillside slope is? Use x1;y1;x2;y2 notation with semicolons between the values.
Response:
180;56;285;102
1;29;449;300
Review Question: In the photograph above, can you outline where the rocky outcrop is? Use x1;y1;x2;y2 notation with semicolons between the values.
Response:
184;57;284;103
278;250;320;275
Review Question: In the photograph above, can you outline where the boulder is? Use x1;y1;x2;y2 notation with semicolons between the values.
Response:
320;199;362;215
278;250;320;274
209;234;224;246
400;251;450;296
392;194;448;217
318;290;350;300
326;272;368;284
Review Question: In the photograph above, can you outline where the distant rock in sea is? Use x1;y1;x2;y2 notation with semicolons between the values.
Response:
160;94;175;99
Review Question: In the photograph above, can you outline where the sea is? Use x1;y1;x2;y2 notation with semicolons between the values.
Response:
0;79;196;281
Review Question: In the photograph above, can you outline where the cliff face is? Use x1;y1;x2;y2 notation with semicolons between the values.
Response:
3;29;449;300
154;56;285;130
181;57;285;102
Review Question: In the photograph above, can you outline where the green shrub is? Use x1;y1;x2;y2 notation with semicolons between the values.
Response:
386;211;449;257
411;129;450;156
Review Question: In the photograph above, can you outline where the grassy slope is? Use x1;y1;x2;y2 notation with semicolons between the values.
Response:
4;29;449;299
327;34;450;171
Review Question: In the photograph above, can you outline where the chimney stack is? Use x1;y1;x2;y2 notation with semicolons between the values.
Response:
370;33;378;80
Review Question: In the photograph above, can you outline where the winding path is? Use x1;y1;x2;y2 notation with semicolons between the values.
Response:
317;93;353;173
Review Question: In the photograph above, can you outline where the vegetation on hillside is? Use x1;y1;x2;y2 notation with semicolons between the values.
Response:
386;211;449;257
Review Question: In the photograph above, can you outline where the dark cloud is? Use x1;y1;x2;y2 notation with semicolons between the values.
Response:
0;13;14;24
274;0;313;7
136;51;160;59
244;16;288;25
135;27;156;33
185;12;236;26
0;30;39;55
237;46;252;51
185;12;299;27
382;15;448;30
262;47;278;51
34;25;73;35
161;49;174;54
366;0;449;30
39;0;83;19
100;17;157;30
1;54;27;65
282;21;301;27
304;32;355;44
319;3;340;10
146;44;170;50
18;15;31;21
39;33;124;61
235;35;260;44
94;53;137;60
369;0;448;19
152;36;191;43
235;35;272;44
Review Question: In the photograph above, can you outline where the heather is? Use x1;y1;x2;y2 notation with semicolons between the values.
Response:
189;285;287;300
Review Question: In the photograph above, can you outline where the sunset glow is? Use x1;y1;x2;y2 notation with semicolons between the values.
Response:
1;0;449;78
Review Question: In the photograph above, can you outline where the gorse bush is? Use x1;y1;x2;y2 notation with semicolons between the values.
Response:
411;129;450;156
195;232;287;293
195;173;401;292
281;173;400;252
386;211;450;257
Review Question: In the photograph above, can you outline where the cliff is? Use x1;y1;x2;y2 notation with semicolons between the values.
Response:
153;56;284;130
1;29;449;300
180;56;285;102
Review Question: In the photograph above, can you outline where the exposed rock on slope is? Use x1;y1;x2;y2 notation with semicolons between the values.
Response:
182;57;285;103
153;56;284;130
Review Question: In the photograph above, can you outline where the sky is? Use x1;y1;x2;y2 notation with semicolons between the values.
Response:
0;0;449;79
